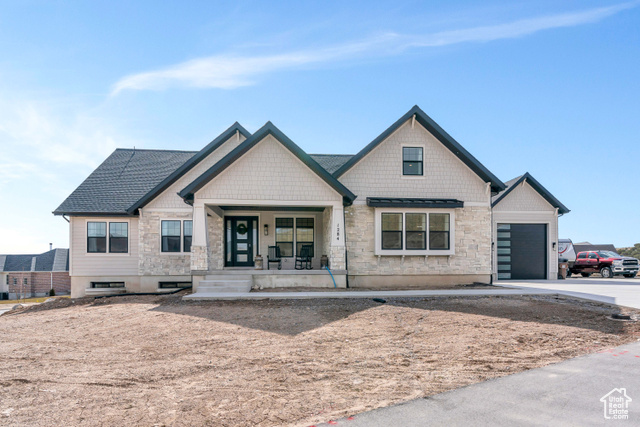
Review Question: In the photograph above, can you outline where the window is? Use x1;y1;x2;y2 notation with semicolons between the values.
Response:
405;213;426;250
276;218;294;257
295;218;314;257
376;210;455;255
182;221;193;252
13;278;17;285
109;222;128;253
381;213;403;249
87;222;107;253
91;282;125;288
159;281;192;289
161;220;181;252
429;213;450;250
588;252;598;260
577;253;587;259
403;147;423;176
23;278;28;285
183;221;193;253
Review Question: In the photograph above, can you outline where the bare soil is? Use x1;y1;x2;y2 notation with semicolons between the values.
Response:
0;293;639;426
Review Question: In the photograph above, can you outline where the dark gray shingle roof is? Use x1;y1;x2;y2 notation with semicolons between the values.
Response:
0;249;69;272
309;154;353;174
54;149;197;215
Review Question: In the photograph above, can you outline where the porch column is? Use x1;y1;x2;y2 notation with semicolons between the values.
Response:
329;204;346;270
190;202;209;272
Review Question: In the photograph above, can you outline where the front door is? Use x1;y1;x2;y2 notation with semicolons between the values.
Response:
225;216;257;267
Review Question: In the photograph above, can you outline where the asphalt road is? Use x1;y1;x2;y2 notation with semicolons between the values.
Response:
321;341;640;426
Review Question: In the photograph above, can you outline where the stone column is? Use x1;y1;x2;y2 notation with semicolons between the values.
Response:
329;204;346;270
191;202;209;272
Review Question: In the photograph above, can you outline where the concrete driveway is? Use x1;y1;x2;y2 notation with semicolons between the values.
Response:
502;277;640;309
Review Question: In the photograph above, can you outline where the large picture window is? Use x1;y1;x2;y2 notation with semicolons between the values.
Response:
381;213;403;249
109;222;128;253
405;213;426;250
183;221;193;253
376;210;454;255
275;218;294;257
161;220;181;252
429;213;450;250
403;147;423;176
295;218;314;257
87;222;107;253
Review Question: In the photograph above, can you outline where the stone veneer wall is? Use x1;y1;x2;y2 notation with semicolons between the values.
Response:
207;213;225;270
139;211;192;275
344;205;491;276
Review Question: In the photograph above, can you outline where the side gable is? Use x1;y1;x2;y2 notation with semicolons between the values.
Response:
334;105;505;193
128;122;251;212
179;122;356;205
492;173;569;214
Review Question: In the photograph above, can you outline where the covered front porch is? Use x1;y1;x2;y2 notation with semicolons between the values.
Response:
189;200;348;291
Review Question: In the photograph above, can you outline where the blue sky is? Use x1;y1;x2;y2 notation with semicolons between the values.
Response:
0;0;638;253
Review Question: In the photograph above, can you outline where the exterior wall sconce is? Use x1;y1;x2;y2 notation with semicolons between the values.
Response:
264;224;269;236
552;242;556;250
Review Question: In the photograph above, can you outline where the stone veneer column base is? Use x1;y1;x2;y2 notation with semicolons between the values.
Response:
190;245;209;271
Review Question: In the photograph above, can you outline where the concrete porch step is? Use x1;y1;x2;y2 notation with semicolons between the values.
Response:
197;275;253;293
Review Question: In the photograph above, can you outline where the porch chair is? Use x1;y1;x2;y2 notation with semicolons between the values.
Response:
295;244;313;270
267;246;282;270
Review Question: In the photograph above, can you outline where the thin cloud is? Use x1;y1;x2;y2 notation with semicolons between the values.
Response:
112;2;638;94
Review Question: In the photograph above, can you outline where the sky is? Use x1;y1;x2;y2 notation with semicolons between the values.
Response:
0;0;638;254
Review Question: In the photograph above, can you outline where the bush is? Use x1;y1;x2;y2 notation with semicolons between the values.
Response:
49;288;56;297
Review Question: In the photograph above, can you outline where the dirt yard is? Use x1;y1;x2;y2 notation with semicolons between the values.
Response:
1;294;639;426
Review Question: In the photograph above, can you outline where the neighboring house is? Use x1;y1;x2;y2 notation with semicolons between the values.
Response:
54;106;569;297
0;249;70;299
573;243;618;254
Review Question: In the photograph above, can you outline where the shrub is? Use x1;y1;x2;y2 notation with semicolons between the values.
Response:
49;288;56;297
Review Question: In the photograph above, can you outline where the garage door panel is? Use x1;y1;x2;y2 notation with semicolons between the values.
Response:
497;224;547;280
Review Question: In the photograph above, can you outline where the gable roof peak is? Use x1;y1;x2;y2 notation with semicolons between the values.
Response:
333;105;505;192
492;172;570;215
125;121;251;214
179;122;356;205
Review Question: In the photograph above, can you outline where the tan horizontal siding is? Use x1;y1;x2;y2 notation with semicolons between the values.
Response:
70;217;139;276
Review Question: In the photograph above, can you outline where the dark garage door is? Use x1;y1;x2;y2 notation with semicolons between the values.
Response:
497;224;547;280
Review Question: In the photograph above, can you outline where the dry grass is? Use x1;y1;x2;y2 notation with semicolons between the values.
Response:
0;293;638;426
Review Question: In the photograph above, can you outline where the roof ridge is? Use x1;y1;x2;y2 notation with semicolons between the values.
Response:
114;148;199;153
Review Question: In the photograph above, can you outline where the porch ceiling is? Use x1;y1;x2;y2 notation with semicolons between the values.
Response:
218;206;325;212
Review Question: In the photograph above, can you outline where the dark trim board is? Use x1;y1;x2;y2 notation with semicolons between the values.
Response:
219;206;325;212
334;105;505;193
126;122;252;214
179;122;357;206
367;198;463;208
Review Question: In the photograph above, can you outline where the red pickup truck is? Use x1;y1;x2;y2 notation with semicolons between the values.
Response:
569;250;639;278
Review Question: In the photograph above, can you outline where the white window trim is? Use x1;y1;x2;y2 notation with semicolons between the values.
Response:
400;144;426;179
274;215;316;259
85;219;131;256
374;208;456;256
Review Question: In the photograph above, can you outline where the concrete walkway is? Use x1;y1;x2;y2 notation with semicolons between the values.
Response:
183;287;555;300
501;278;640;309
321;341;640;426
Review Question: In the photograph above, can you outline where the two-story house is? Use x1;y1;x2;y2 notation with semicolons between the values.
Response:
54;106;569;297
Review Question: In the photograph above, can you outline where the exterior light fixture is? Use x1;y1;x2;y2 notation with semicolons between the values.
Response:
264;224;269;236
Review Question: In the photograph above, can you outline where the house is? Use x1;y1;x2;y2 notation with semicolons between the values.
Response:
0;248;70;299
54;106;569;297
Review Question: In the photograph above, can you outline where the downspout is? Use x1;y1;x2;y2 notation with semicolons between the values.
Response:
488;183;494;285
